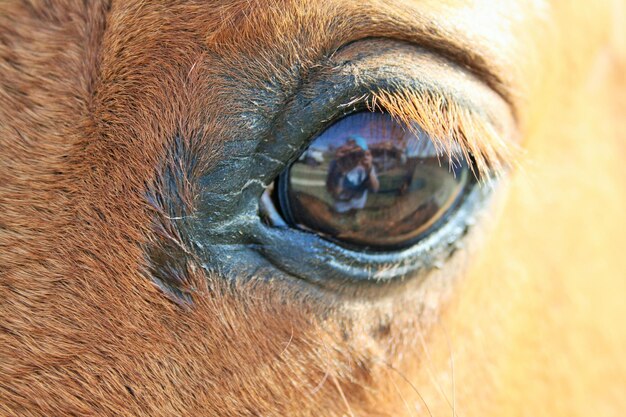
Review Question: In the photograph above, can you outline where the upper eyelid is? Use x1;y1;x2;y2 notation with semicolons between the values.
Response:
330;36;516;117
305;40;520;181
182;40;508;290
209;2;520;116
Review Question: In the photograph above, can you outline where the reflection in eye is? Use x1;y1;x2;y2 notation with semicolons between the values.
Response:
275;112;471;251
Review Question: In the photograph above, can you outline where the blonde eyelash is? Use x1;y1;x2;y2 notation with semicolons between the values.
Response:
368;88;519;181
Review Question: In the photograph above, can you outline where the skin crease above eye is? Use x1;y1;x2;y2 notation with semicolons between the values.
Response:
0;1;625;416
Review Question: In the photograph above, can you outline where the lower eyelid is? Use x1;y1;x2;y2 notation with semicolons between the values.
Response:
187;39;513;293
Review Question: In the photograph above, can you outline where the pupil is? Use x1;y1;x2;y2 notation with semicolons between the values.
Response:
277;112;470;250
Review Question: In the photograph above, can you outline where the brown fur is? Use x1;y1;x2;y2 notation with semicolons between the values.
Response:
1;0;625;415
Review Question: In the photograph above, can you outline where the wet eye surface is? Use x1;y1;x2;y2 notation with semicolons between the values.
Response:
275;112;471;251
185;39;515;292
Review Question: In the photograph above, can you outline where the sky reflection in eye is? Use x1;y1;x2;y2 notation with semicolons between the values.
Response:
277;112;470;251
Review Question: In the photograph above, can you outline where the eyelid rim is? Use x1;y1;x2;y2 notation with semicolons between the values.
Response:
330;36;519;122
255;184;485;289
268;111;475;252
329;39;518;172
187;39;514;294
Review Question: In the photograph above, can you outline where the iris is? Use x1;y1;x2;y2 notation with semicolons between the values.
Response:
273;112;472;251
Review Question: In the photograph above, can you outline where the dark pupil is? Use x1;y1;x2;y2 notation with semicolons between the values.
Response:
276;112;470;250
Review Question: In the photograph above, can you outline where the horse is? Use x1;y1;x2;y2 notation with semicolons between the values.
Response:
1;1;625;415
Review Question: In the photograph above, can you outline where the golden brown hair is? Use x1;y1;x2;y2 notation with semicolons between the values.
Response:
1;0;625;415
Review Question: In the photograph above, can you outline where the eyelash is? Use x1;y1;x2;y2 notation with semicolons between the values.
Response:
249;86;513;286
264;109;474;251
367;88;517;181
182;40;518;292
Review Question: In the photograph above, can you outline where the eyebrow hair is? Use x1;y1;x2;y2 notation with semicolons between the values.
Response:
370;87;520;180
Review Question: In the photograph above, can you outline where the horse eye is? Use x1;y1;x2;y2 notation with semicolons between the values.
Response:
270;111;472;251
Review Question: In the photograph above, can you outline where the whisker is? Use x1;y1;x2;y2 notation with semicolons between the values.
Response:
279;326;294;358
330;373;356;417
383;365;416;417
437;318;458;417
310;364;330;395
374;358;434;417
415;324;456;413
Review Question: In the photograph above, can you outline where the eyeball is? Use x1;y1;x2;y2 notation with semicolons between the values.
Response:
274;112;472;251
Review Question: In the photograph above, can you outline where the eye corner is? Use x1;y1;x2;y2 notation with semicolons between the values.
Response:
191;39;516;292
